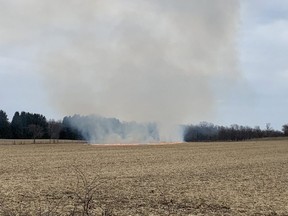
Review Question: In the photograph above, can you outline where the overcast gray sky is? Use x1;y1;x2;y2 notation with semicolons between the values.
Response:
216;0;288;129
0;0;287;130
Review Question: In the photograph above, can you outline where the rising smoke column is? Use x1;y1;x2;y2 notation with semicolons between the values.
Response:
0;0;240;142
63;114;159;144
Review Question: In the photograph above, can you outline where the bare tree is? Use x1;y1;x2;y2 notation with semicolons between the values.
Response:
48;120;62;143
266;123;272;131
265;123;273;137
28;124;43;144
282;124;288;136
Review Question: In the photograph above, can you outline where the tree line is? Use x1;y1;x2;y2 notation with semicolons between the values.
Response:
0;110;83;143
1;109;287;142
184;122;288;142
0;110;159;143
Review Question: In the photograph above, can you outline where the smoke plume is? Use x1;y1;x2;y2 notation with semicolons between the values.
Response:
64;115;159;144
0;0;240;142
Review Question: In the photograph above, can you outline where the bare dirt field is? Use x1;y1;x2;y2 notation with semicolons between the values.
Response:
0;140;288;215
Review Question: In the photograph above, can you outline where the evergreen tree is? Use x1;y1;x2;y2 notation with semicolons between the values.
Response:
11;111;48;139
0;110;11;138
11;111;23;138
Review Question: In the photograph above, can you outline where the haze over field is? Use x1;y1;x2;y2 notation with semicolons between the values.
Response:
1;0;288;140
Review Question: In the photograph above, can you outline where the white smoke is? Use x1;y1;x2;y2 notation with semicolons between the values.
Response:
0;0;240;142
64;114;159;144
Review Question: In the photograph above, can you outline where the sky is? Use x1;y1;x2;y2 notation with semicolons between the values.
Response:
0;0;287;131
224;0;288;130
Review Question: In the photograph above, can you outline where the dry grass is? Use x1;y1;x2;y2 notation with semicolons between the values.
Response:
0;140;288;215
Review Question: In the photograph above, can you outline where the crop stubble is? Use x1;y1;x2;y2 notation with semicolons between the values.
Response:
0;140;287;215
